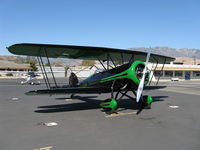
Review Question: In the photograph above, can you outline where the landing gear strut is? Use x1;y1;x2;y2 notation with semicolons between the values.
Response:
100;80;118;114
70;94;74;99
100;81;153;115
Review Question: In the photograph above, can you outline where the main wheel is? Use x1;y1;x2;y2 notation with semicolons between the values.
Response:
142;95;153;109
100;98;118;114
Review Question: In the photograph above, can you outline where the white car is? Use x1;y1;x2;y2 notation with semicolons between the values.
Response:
21;72;40;85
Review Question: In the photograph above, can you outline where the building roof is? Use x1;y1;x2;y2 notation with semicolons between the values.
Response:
154;65;200;71
0;60;31;70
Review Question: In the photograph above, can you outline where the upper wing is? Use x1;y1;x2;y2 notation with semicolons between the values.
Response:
7;43;175;63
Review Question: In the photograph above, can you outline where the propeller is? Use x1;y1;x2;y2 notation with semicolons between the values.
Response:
136;48;151;103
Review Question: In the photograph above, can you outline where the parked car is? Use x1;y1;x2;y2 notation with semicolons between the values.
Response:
21;72;41;85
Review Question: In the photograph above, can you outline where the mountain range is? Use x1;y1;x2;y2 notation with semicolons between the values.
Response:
128;47;200;59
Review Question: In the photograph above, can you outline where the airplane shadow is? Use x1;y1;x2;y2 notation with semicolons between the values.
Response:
152;96;168;102
55;96;98;100
35;95;168;113
116;96;168;112
35;96;100;113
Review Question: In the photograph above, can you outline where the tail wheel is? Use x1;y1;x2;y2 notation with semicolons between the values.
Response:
100;98;118;114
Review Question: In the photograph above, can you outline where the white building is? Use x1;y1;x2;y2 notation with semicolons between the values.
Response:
0;60;66;78
37;66;65;78
0;60;31;77
152;63;200;80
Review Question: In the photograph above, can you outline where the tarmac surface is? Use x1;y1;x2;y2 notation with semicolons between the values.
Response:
0;78;200;150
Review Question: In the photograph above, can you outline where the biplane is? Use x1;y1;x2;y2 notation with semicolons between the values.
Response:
7;43;175;114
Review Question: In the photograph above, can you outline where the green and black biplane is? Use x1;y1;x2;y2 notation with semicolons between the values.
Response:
8;43;175;114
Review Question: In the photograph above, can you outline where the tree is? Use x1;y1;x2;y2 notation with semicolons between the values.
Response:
52;60;63;66
64;66;69;77
114;60;122;66
29;60;38;71
45;63;50;66
14;56;27;64
22;56;36;64
81;60;95;66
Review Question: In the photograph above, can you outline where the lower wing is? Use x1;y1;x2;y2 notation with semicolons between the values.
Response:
25;86;112;95
25;85;166;95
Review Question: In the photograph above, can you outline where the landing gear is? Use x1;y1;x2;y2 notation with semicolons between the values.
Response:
100;98;118;114
100;80;119;114
142;95;153;109
70;94;75;99
136;95;153;114
100;95;153;115
100;82;133;114
100;80;153;115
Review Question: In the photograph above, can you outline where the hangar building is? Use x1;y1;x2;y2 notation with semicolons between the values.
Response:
0;60;31;76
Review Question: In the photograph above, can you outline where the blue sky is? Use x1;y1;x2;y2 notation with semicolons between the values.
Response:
1;0;200;55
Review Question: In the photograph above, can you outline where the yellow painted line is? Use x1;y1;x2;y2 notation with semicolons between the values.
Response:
105;112;137;118
34;146;53;150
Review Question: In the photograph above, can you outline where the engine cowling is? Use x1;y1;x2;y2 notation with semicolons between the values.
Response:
129;61;150;86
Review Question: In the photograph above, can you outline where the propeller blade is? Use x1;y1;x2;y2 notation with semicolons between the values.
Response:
136;48;151;103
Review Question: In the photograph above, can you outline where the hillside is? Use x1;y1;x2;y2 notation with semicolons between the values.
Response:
128;47;200;59
128;47;200;64
0;56;81;67
174;57;200;65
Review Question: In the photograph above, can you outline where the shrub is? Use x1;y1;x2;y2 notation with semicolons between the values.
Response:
81;60;95;66
6;73;13;76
